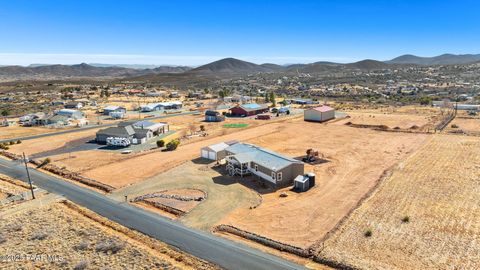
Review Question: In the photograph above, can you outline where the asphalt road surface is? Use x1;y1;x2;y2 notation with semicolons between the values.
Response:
0;111;198;144
0;158;306;270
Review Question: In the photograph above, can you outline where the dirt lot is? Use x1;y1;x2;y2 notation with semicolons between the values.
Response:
41;115;295;183
444;117;480;134
0;126;64;141
0;174;29;201
0;198;215;270
7;127;102;156
216;118;428;248
335;111;431;129
110;161;261;231
318;135;480;269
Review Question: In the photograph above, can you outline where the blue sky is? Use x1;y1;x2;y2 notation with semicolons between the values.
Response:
0;0;478;65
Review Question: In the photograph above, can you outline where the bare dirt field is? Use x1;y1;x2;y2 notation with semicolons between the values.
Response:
45;115;296;186
335;111;431;129
0;198;216;270
217;118;428;248
0;174;29;201
444;117;480;134
318;135;480;269
0;126;64;141
8;127;101;156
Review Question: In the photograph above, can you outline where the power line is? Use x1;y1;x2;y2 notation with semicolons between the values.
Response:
22;152;35;199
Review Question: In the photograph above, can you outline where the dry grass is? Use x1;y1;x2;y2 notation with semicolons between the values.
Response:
218;118;427;248
0;126;64;140
318;135;480;269
0;199;216;270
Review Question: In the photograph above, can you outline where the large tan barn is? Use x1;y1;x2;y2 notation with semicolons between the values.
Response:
304;105;335;122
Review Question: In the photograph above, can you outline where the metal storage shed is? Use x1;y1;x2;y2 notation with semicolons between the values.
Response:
304;105;335;122
201;142;230;161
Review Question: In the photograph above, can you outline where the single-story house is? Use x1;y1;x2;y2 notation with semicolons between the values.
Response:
290;98;317;105
231;95;252;103
19;112;46;126
1;118;17;127
47;115;72;126
55;109;85;120
46;109;86;126
224;143;304;187
205;110;225;122
103;105;126;115
200;141;238;161
304;106;335;122
64;101;84;109
131;120;169;135
96;120;169;145
140;101;182;112
96;125;136;144
229;103;269;117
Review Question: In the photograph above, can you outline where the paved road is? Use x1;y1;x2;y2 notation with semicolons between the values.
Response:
0;158;306;270
0;111;198;144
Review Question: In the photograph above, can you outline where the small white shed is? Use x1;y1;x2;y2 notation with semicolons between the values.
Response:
304;106;335;122
201;142;230;161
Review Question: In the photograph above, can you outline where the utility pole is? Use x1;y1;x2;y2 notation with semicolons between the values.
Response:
22;152;35;199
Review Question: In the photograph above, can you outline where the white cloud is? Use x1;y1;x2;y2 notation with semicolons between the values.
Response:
0;53;357;66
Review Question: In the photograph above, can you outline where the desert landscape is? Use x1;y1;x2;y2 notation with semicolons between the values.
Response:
0;182;217;270
317;134;480;269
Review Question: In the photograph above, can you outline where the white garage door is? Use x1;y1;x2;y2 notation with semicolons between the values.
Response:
208;151;216;160
201;150;209;159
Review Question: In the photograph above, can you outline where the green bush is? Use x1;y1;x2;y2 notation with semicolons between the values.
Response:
166;139;180;151
156;140;165;148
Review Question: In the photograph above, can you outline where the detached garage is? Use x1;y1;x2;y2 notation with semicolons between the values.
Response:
201;141;239;161
304;106;335;122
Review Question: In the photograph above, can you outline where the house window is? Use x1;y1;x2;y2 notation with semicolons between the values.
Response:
271;172;276;180
254;164;258;172
277;172;283;181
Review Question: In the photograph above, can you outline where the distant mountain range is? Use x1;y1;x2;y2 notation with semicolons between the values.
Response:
386;53;480;65
0;53;479;82
0;63;191;81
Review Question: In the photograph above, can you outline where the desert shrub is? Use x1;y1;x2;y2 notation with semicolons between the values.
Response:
16;140;21;144
166;139;180;151
451;124;459;128
410;125;419;129
29;232;49;241
393;126;401;130
73;260;88;270
0;234;6;244
156;140;165;148
5;223;22;232
378;125;389;130
73;241;89;251
199;125;205;131
9;141;15;145
95;239;125;254
402;216;410;223
345;121;352;125
364;229;372;237
37;158;51;168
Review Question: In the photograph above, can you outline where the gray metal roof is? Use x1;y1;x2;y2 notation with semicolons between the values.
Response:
97;125;135;137
226;143;302;171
